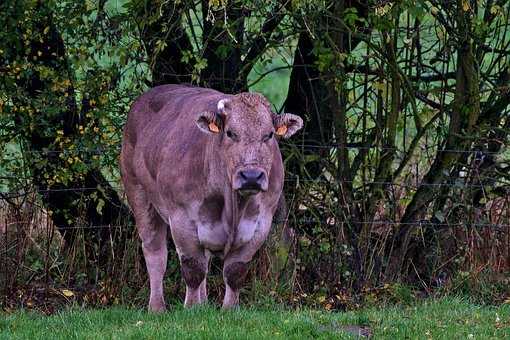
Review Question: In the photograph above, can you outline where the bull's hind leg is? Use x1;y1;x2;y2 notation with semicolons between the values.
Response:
199;277;207;303
140;215;168;312
198;250;212;303
129;186;168;312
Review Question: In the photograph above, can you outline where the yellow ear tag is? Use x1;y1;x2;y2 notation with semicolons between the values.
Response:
276;125;287;136
208;122;220;133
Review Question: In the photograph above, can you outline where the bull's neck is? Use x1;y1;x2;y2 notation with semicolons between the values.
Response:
206;136;253;223
223;189;253;256
229;191;253;221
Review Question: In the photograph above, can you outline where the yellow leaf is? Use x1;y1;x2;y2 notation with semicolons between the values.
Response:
437;26;446;42
490;5;501;15
373;81;386;91
348;90;356;103
462;0;470;12
62;289;74;297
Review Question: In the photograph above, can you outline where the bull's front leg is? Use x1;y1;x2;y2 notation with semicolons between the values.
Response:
223;260;249;308
222;218;271;309
180;253;209;307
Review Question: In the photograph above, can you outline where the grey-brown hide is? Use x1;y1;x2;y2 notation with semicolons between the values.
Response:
120;84;302;311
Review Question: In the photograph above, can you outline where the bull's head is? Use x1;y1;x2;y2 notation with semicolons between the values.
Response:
196;92;302;195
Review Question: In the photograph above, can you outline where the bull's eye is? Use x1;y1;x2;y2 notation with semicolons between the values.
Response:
263;131;274;142
226;130;238;140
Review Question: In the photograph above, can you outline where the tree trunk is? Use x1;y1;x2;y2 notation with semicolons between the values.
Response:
282;32;334;178
199;0;247;93
137;1;194;86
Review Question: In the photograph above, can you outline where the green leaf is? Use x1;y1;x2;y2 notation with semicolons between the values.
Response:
434;211;445;223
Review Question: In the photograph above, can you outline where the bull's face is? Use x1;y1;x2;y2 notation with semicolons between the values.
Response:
196;92;302;195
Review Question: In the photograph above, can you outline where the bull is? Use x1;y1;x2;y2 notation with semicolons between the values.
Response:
120;84;302;310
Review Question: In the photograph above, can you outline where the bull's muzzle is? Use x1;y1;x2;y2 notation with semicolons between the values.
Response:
233;168;268;194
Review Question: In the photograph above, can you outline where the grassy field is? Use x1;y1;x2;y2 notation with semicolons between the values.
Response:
1;298;509;339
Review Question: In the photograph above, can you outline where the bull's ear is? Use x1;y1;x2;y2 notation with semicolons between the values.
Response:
273;113;303;139
196;111;223;134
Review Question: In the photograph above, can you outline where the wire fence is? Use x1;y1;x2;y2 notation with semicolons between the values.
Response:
3;220;509;231
3;143;507;155
2;143;509;224
1;142;509;310
2;177;509;196
2;199;510;230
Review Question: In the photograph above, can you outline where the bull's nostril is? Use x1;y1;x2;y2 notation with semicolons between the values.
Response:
236;169;266;192
239;169;264;185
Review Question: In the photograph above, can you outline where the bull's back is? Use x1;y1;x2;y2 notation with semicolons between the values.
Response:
123;84;223;147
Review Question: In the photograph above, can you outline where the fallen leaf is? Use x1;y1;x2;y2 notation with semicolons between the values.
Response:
62;289;74;297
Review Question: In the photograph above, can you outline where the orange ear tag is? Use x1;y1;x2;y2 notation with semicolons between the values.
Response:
208;122;220;133
276;125;287;136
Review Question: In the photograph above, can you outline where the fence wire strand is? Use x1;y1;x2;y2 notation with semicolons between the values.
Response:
2;144;510;233
2;144;506;156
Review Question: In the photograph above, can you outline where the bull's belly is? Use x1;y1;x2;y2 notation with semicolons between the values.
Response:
197;218;259;252
197;223;228;251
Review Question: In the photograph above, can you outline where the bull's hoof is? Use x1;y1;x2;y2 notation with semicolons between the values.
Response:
184;301;203;309
184;300;210;309
148;303;167;313
221;302;240;310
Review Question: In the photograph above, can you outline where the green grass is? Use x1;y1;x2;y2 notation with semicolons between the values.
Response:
1;298;509;339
